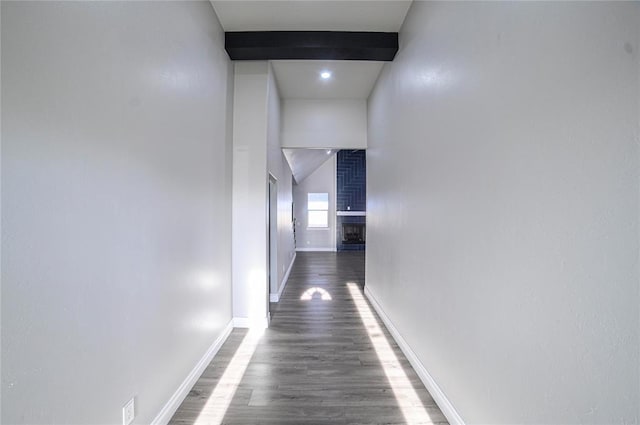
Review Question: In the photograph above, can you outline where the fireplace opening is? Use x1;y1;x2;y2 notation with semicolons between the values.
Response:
342;223;365;244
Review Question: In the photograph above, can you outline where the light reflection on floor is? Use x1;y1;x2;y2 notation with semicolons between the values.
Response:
300;287;333;301
346;282;434;424
193;329;263;425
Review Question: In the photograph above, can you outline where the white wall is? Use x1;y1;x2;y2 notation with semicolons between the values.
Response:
367;2;640;425
231;62;269;326
266;65;296;299
232;62;297;317
293;156;337;251
281;99;367;149
1;2;233;424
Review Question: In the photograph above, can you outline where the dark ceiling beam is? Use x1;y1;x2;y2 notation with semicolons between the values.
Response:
225;31;399;61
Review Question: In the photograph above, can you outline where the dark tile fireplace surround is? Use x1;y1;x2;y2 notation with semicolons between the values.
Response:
337;150;366;252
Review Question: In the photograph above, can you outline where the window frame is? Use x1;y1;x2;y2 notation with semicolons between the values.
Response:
307;192;329;229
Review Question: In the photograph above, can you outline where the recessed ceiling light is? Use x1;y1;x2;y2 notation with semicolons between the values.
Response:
320;71;332;80
326;150;332;155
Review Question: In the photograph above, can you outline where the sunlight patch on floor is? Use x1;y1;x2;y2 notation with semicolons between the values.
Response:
347;282;434;424
300;287;332;301
193;329;263;425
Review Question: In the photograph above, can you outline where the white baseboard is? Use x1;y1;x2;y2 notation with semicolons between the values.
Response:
295;247;336;252
364;286;465;425
151;319;233;425
232;316;270;329
270;252;296;302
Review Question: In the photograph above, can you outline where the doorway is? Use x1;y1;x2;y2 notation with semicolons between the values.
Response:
268;175;278;309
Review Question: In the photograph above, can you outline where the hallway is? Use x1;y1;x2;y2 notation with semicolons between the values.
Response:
169;252;448;425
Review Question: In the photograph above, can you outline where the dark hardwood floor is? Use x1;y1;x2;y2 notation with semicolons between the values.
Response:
169;252;448;425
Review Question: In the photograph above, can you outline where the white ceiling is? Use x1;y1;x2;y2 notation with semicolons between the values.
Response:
211;0;411;100
283;148;337;184
271;60;384;99
211;1;412;32
212;0;409;180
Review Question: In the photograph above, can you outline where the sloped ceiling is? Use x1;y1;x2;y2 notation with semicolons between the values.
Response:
283;148;337;184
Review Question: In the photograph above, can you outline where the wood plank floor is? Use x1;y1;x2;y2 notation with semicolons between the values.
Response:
170;252;448;425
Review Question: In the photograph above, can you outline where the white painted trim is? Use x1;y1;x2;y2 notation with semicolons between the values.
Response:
270;252;296;302
151;320;233;425
364;286;466;425
233;317;250;328
332;155;337;251
336;211;366;216
295;247;336;252
232;316;270;329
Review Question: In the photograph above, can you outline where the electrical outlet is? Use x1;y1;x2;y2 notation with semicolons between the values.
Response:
122;397;135;425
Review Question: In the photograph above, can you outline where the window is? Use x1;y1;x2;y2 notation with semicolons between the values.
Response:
307;193;329;228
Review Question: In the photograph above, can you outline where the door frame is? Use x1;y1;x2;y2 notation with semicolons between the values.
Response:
268;174;279;305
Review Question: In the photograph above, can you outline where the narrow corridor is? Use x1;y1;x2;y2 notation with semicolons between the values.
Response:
170;252;448;425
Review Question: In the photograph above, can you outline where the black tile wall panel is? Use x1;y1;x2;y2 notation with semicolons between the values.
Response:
337;149;366;251
337;150;366;212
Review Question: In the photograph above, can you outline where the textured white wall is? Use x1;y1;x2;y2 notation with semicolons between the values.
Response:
266;65;296;296
1;2;233;424
367;2;640;424
281;99;367;149
231;62;269;325
293;156;337;251
232;62;297;320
